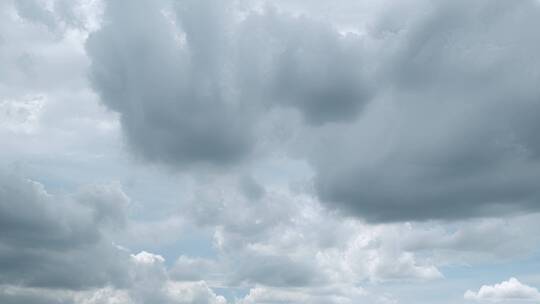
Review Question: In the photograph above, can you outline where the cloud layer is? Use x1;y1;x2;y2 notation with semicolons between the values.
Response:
3;0;540;303
86;0;540;221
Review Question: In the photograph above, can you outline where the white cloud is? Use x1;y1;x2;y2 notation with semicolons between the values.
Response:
127;250;228;304
179;178;443;290
465;278;540;302
76;287;131;304
131;251;165;265
166;281;227;304
0;95;45;133
236;284;397;304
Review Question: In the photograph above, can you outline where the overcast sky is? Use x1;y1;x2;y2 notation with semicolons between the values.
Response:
2;0;540;303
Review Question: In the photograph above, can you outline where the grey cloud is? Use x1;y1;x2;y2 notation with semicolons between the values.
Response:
0;172;131;290
239;175;265;201
86;0;254;168
76;183;130;228
14;0;57;31
0;285;77;304
400;214;540;263
235;9;373;125
86;0;373;168
6;0;540;302
0;254;228;304
86;0;540;223
13;0;98;33
0;171;227;303
306;0;540;221
0;293;72;304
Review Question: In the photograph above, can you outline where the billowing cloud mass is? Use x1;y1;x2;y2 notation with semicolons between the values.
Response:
465;278;540;302
86;0;540;221
177;177;442;288
86;0;253;167
309;0;540;221
0;171;226;304
86;0;373;168
3;0;540;303
0;172;131;289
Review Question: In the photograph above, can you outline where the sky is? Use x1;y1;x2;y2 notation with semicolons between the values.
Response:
2;0;540;303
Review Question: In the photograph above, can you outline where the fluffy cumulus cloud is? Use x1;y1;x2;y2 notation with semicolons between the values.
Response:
465;278;540;302
172;178;442;291
125;251;227;304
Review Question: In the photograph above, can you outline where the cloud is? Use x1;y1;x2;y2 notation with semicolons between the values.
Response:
14;0;58;31
465;277;540;302
84;0;540;222
236;7;373;125
127;251;228;304
304;0;540;221
401;214;540;262
177;178;442;290
170;256;227;284
0;171;132;290
4;0;540;303
0;285;76;304
165;281;227;304
86;0;255;168
0;170;228;303
237;284;397;304
86;0;373;168
4;167;536;304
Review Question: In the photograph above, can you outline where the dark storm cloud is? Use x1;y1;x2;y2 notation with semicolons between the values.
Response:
86;0;255;167
87;0;540;222
235;9;373;125
310;0;540;221
86;0;372;167
0;172;131;290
